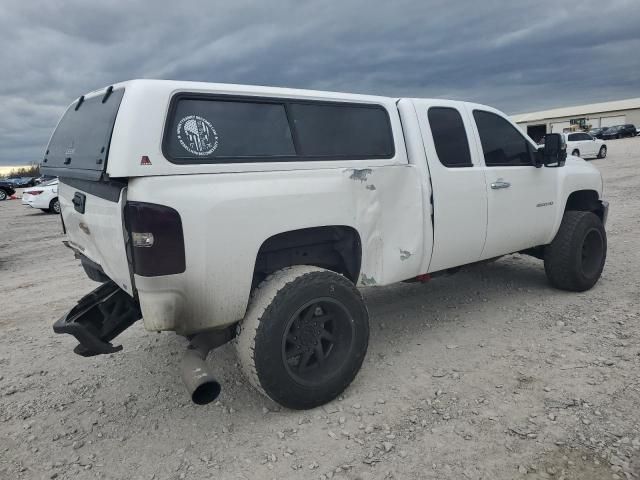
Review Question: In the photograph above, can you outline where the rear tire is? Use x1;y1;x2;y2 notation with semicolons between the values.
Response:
235;266;369;409
544;211;606;292
50;198;60;214
0;190;7;201
597;146;607;158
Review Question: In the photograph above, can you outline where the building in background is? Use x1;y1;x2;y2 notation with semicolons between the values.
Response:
512;98;640;143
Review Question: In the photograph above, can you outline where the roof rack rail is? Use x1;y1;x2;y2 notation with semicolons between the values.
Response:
102;86;114;103
74;95;85;111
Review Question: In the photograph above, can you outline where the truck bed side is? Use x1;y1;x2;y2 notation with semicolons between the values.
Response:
128;165;425;334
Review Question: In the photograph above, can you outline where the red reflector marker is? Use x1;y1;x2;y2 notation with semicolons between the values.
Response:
140;156;152;165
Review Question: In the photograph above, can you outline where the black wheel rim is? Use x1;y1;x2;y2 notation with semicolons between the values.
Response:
282;297;355;387
581;228;604;278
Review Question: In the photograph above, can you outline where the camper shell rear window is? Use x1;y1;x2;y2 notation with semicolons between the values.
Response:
41;88;124;181
162;94;395;164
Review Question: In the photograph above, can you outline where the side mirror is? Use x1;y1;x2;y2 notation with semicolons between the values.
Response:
542;133;566;167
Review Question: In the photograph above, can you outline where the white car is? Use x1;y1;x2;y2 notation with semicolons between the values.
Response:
564;132;607;159
21;178;60;213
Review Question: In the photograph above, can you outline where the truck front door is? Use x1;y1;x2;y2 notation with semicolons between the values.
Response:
468;107;559;259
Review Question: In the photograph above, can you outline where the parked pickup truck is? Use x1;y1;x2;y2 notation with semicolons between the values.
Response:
42;80;608;409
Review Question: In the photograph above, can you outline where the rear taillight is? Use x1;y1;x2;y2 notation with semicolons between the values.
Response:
124;202;185;277
28;190;44;195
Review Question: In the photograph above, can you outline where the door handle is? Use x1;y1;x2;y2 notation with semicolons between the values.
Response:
491;180;511;189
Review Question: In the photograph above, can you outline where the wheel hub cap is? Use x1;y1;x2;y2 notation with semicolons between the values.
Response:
297;321;319;347
282;298;355;386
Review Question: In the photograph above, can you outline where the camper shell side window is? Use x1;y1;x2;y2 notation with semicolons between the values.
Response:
162;94;395;164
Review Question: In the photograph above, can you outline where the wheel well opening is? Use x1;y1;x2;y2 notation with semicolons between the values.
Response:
565;190;604;220
253;226;362;287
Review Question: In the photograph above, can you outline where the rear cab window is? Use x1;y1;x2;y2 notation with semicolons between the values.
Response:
162;94;394;163
42;88;125;180
427;107;473;168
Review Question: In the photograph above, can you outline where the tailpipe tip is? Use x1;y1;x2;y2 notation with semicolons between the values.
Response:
191;379;221;405
181;348;221;405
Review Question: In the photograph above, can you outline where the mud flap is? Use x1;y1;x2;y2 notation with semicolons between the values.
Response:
53;281;141;357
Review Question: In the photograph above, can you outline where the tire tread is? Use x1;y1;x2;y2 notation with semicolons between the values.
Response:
235;266;321;398
597;146;607;159
544;211;606;291
235;266;368;409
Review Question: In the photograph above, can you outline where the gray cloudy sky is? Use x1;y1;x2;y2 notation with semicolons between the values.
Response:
2;0;639;165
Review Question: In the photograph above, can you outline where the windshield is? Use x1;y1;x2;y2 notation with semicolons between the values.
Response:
41;88;124;181
42;178;58;186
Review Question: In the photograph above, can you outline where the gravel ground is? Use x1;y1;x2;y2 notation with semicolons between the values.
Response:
1;138;639;480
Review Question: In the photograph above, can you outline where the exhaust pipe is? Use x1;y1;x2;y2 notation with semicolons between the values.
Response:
180;329;234;405
181;347;221;405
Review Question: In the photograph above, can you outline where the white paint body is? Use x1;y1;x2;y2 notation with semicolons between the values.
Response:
21;179;58;210
53;80;605;335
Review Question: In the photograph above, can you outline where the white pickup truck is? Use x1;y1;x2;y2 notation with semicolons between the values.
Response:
42;80;608;409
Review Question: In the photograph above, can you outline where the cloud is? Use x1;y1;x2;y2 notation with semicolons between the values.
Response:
2;0;639;165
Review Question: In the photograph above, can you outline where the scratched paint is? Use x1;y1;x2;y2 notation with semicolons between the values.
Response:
399;249;412;261
360;274;377;286
348;168;373;182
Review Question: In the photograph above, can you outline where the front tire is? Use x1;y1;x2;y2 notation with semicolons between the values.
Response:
597;146;607;158
235;266;369;409
571;149;580;157
544;211;606;292
0;190;7;201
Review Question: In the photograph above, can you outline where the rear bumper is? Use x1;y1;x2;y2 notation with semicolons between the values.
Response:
53;281;141;357
22;195;50;209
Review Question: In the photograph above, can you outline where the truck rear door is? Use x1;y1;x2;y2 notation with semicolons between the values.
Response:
411;99;488;272
41;87;134;295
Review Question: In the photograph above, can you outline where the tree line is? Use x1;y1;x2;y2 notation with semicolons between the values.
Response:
1;164;40;179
